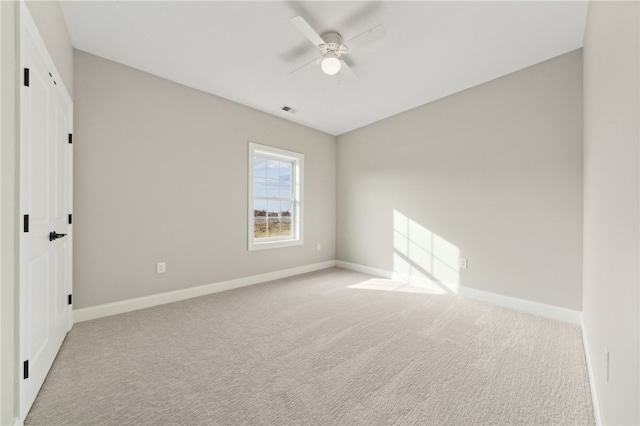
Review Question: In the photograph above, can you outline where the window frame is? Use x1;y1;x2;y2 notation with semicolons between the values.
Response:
248;142;304;251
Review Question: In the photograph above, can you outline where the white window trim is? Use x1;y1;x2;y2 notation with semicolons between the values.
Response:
248;142;304;251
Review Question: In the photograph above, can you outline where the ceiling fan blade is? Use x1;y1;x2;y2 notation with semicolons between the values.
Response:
339;60;358;81
289;58;321;78
344;24;386;51
290;16;325;48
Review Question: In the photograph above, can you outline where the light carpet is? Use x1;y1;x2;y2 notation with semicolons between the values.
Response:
26;267;594;425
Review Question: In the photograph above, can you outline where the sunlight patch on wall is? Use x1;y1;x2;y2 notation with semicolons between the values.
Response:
392;210;460;293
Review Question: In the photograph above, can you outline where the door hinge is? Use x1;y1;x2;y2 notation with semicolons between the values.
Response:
68;133;73;144
68;214;73;224
68;294;72;305
23;214;29;232
24;68;29;87
23;360;29;379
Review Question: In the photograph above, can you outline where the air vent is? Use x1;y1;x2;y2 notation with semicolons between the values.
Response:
280;105;297;114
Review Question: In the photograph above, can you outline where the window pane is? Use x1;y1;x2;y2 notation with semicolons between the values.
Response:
265;218;290;238
253;176;266;197
279;162;292;180
279;180;292;199
266;159;279;178
267;200;280;218
254;199;267;215
280;200;292;237
267;218;279;236
280;201;292;216
279;215;292;237
266;200;291;238
280;161;292;198
254;156;267;177
266;178;280;198
254;217;267;239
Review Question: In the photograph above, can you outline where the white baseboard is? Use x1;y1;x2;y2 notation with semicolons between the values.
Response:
335;260;393;279
74;260;337;323
456;286;582;325
75;258;582;326
580;317;603;425
336;260;582;325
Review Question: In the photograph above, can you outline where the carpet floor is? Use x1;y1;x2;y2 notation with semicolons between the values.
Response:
26;267;594;425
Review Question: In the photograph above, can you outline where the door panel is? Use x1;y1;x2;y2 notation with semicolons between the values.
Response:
53;242;69;321
19;6;73;420
26;254;50;359
53;93;70;221
22;58;50;226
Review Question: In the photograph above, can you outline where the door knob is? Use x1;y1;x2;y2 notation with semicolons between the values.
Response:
49;231;67;241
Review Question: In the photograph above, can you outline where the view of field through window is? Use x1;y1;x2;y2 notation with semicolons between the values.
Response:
253;155;294;239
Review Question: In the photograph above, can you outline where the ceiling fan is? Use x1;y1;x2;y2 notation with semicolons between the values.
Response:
289;16;386;78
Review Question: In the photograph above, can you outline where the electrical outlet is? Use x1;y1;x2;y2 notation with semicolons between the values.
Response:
317;243;322;251
459;258;468;269
604;345;609;381
156;262;166;274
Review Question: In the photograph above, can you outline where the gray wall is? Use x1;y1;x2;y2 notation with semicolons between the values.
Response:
73;50;336;309
336;50;584;310
583;1;639;424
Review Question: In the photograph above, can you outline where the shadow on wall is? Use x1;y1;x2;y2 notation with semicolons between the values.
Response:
348;210;462;295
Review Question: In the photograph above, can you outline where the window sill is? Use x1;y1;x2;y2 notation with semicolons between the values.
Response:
248;239;303;251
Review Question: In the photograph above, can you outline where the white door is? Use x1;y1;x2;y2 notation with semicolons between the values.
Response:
19;6;73;419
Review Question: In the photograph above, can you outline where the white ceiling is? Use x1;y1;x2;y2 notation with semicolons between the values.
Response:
60;1;588;136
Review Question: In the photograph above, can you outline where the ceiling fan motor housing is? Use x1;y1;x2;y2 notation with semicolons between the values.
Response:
320;32;349;58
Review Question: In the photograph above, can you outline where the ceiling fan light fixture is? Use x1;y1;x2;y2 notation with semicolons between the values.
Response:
321;56;341;76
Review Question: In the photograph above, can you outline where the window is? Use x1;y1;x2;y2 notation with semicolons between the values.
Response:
248;142;303;250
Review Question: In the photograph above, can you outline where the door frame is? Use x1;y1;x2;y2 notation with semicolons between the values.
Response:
0;1;20;425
